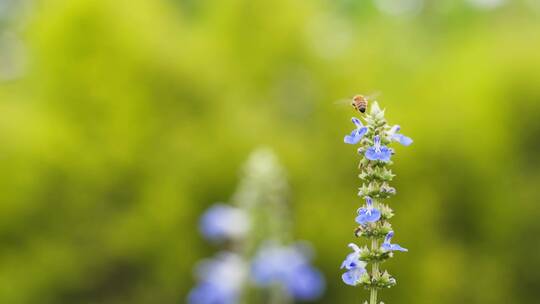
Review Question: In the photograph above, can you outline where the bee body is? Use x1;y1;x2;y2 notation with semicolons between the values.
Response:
351;95;368;113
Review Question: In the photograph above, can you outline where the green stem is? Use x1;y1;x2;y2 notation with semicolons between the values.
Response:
370;238;379;304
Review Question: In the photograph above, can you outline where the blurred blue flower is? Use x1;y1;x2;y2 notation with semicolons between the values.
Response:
251;243;325;301
355;196;381;225
199;204;250;242
188;252;247;304
340;243;366;286
188;283;237;304
381;231;408;252
388;125;413;146
284;265;325;300
365;135;392;162
344;117;368;144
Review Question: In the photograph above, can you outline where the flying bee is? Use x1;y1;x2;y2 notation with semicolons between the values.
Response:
351;95;368;113
334;92;380;114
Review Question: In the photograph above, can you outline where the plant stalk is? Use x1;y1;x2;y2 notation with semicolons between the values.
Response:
369;238;379;304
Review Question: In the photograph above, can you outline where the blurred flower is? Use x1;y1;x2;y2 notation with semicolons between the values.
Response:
199;204;250;242
188;252;248;304
387;125;413;146
356;196;381;225
344;117;368;144
340;243;366;286
381;231;408;252
252;243;325;301
365;135;392;162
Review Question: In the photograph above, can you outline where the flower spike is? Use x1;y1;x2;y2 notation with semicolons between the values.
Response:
339;99;412;302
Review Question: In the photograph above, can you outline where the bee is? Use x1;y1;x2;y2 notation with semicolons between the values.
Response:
351;95;368;113
334;92;379;114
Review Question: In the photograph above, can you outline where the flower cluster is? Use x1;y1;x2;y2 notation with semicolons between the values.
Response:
188;253;248;304
252;243;325;301
199;204;251;242
189;149;325;304
339;102;412;303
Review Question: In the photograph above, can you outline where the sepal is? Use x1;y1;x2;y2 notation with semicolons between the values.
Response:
357;246;393;263
358;182;396;199
369;102;385;120
354;221;392;238
378;204;394;220
359;167;395;182
359;270;397;290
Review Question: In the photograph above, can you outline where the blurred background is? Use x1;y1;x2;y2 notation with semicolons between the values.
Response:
0;0;540;303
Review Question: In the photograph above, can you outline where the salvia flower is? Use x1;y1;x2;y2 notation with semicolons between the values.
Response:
365;135;392;162
192;149;326;303
251;243;325;301
344;117;368;144
340;243;367;286
388;125;413;146
199;204;251;242
381;231;408;252
355;196;381;225
340;101;413;303
188;252;248;304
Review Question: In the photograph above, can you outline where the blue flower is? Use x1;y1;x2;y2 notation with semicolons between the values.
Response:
340;243;366;286
340;243;361;270
365;135;392;162
344;117;368;144
356;196;381;225
388;125;413;146
188;282;237;304
199;204;250;242
188;252;247;304
251;243;325;300
381;231;408;252
284;265;325;301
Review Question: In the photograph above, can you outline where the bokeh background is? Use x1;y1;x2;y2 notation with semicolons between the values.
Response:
1;0;540;303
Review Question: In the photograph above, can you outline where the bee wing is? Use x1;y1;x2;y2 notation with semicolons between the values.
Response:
366;91;381;100
333;98;352;105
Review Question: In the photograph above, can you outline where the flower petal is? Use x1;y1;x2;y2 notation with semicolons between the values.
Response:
373;135;381;146
348;243;361;252
365;196;373;207
344;130;360;144
378;146;392;162
340;251;360;270
365;208;381;222
388;125;401;135
390;244;408;252
356;208;381;224
341;268;365;286
393;133;413;146
381;243;392;251
365;147;378;160
385;231;395;243
355;212;368;225
351;117;363;127
357;126;368;138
